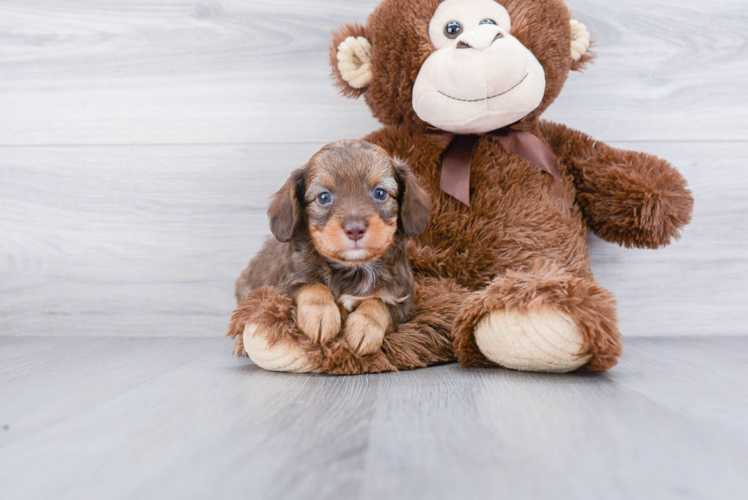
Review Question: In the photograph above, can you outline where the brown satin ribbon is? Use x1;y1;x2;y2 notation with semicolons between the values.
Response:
440;134;479;206
439;128;562;206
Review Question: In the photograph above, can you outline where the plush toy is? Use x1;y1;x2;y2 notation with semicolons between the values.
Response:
228;0;693;374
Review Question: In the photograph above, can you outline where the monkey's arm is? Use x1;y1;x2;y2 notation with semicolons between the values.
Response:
540;120;694;249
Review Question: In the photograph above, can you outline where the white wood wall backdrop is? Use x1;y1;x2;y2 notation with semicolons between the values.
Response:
0;0;746;338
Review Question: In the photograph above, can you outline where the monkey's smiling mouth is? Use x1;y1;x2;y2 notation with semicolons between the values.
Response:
438;73;529;103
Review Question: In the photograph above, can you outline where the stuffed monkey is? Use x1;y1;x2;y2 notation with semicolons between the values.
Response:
229;0;693;374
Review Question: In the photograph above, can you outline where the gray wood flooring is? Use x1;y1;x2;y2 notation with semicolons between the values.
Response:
1;336;747;500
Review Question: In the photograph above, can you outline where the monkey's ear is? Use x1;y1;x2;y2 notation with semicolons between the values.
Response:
268;166;307;243
570;19;594;71
393;159;431;238
330;23;372;98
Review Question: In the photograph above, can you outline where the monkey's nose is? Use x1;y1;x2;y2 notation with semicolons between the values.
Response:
456;25;505;51
457;33;503;49
345;222;367;242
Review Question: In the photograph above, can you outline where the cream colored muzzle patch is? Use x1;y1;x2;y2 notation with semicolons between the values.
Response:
413;0;546;135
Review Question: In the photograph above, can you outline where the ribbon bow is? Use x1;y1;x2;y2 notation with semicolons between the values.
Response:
439;128;562;206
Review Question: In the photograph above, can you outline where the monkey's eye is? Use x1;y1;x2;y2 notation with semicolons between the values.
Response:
444;21;462;39
480;19;497;26
372;188;389;202
316;191;333;206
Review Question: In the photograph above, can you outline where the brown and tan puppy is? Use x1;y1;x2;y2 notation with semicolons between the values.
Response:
235;140;431;356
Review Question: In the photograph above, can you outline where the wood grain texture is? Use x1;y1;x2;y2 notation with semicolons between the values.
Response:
0;0;746;145
0;0;745;339
1;336;747;500
1;141;745;338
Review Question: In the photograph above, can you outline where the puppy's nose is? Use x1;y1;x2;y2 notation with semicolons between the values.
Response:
344;222;367;242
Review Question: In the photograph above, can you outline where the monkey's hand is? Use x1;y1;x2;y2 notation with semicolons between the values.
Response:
541;120;694;249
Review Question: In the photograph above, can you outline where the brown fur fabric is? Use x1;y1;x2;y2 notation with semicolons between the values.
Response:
229;0;693;374
228;276;466;373
540;121;694;249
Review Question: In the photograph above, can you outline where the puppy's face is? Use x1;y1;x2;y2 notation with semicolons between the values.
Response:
268;140;431;265
306;145;400;263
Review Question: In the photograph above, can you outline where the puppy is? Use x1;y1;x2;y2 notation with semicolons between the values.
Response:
236;140;431;355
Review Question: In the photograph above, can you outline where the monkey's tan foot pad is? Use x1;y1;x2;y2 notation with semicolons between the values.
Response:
473;305;591;373
243;324;317;373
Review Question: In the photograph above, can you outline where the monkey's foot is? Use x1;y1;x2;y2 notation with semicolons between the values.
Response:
473;305;591;373
243;324;317;373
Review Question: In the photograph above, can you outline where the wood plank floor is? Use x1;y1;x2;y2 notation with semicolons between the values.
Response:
1;336;747;500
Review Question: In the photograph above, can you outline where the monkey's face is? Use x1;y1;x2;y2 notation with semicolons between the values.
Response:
329;0;593;131
412;0;546;134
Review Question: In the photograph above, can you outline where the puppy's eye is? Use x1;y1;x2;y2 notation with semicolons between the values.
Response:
480;19;497;25
317;191;332;206
372;188;389;202
444;21;462;39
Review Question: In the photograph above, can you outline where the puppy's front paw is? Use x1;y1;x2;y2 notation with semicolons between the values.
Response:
295;283;342;344
343;299;390;355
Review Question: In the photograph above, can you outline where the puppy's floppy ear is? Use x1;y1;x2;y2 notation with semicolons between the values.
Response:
268;165;307;243
393;159;431;238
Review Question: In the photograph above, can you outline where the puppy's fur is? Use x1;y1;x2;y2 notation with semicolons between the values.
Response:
236;140;431;355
